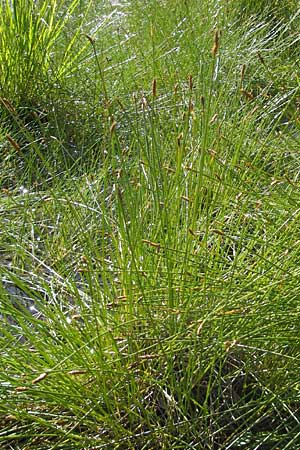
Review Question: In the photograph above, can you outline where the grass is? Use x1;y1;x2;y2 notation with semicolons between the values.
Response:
0;0;300;448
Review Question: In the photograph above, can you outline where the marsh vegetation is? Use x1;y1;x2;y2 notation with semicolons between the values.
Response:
0;1;299;448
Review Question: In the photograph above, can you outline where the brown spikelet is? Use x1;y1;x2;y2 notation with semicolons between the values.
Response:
211;30;219;57
196;321;204;335
84;34;95;45
16;386;29;392
241;64;246;82
68;370;87;375
174;83;179;96
200;95;205;110
32;372;48;384
181;195;192;203
188;228;197;238
188;74;193;90
6;134;20;152
188;98;194;113
152;78;157;97
0;97;17;114
177;132;183;147
110;120;117;135
257;51;266;66
240;89;254;101
211;228;225;236
142;239;161;250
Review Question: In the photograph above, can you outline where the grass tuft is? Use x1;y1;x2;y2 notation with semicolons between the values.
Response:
0;1;299;448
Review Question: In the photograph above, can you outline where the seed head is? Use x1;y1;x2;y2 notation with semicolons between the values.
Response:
200;95;205;110
211;30;219;57
257;51;266;66
110;120;117;135
32;372;48;384
152;78;157;97
6;134;20;152
177;132;183;147
241;64;246;82
0;97;16;114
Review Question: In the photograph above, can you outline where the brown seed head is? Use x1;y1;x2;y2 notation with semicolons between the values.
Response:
177;132;183;147
0;97;17;114
240;89;254;101
32;372;48;384
241;64;246;82
16;386;29;392
152;78;157;97
196;321;204;335
200;95;205;110
211;30;219;57
68;370;87;375
189;98;194;113
6;134;20;152
257;51;266;66
110;120;117;135
142;239;161;250
84;34;95;45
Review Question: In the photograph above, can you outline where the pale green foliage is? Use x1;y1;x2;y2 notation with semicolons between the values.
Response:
0;0;90;102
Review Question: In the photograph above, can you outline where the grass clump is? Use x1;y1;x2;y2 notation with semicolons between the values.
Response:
0;0;300;449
